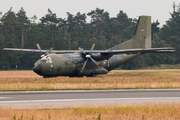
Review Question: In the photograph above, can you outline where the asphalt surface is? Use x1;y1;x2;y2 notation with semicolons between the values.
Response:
0;89;180;109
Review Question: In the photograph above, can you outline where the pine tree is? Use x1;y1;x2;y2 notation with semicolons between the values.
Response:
16;7;29;48
1;8;19;69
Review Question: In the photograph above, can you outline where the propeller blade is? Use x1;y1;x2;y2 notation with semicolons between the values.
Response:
90;43;95;52
78;47;86;54
89;57;99;66
44;47;53;56
36;43;42;53
82;59;88;70
79;43;98;70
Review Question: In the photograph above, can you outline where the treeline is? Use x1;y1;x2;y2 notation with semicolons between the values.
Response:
0;3;179;70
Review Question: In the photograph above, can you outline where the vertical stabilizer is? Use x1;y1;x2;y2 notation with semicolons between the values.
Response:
120;16;151;49
132;16;151;48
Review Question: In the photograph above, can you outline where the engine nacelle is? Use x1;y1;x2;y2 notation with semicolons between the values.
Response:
90;53;111;61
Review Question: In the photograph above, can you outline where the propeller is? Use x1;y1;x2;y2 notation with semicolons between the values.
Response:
78;43;99;70
34;43;53;66
36;43;53;58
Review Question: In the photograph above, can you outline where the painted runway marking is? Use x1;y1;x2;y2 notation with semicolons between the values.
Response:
0;97;180;104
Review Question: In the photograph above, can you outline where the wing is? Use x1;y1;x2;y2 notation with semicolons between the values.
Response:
3;47;176;54
91;47;176;55
2;48;80;54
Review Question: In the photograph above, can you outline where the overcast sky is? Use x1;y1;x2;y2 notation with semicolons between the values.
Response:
1;0;180;27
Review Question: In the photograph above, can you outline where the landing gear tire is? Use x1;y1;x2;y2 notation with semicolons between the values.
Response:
43;76;49;78
43;76;57;78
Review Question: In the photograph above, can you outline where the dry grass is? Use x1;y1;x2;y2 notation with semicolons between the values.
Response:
0;71;40;78
108;69;180;77
0;69;180;90
0;103;180;119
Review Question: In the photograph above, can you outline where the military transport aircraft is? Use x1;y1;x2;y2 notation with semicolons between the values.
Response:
3;16;176;77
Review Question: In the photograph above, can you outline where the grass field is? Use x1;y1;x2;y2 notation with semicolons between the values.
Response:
0;69;180;91
0;103;180;119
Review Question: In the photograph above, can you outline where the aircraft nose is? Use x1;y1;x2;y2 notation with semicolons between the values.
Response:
33;64;42;75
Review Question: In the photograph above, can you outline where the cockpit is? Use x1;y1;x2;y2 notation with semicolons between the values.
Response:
34;56;52;66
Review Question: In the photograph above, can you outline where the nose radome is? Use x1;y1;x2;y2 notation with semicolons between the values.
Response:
33;64;42;75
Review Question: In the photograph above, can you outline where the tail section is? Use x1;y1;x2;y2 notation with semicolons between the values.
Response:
109;16;151;50
106;16;151;71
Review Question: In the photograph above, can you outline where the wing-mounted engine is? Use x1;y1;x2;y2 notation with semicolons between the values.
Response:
90;53;111;61
78;43;99;70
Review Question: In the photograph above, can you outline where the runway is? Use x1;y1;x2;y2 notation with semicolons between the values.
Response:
0;89;180;109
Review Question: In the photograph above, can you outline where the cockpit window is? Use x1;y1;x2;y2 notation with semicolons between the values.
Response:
45;60;52;63
40;56;53;63
40;60;46;63
35;56;52;65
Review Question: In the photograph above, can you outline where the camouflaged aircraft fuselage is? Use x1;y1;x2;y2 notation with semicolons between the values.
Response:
34;52;139;77
33;15;151;77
